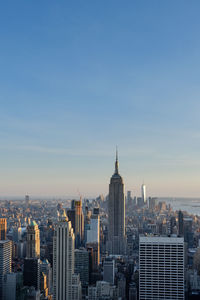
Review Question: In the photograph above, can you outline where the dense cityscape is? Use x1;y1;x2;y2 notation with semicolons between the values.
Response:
1;154;200;300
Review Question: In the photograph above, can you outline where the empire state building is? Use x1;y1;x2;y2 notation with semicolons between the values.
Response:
108;151;126;255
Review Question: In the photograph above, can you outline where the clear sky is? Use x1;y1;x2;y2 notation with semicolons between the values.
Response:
1;1;200;198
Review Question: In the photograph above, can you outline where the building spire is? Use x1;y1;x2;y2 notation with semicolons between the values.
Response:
115;146;119;174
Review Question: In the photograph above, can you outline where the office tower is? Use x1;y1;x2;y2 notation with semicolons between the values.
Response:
25;194;30;208
27;220;40;258
178;210;184;236
148;197;156;209
184;217;193;248
141;184;146;204
86;212;100;268
24;258;40;290
67;199;84;247
0;240;12;299
103;257;115;285
139;236;184;300
0;218;7;240
74;199;84;247
53;210;75;300
75;248;89;286
108;150;126;255
127;190;132;206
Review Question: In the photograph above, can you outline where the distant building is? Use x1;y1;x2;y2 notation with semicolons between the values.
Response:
139;236;184;300
148;197;156;210
25;195;30;208
141;184;146;204
178;210;184;237
108;150;126;255
0;218;7;240
26;220;40;258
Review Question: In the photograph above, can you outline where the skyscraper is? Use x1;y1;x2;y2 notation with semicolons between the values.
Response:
74;199;84;247
53;210;75;300
139;236;184;300
0;240;12;299
26;220;40;258
0;218;7;240
108;150;126;255
141;184;146;204
67;199;84;248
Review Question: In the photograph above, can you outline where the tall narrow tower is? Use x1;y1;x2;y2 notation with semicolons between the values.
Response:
108;150;126;255
26;220;40;258
53;210;75;300
141;184;146;204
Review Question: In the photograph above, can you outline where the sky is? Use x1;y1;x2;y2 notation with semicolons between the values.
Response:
1;1;200;198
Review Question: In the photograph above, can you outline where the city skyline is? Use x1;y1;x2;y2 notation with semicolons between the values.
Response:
1;1;200;197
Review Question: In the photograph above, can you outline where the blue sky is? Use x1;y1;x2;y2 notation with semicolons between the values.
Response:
1;1;200;197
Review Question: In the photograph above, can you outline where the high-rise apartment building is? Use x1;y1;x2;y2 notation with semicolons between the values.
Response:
0;218;7;240
108;151;126;255
0;240;12;299
53;210;75;300
26;220;40;258
139;236;184;300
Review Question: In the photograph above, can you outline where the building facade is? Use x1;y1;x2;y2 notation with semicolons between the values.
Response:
0;240;12;299
26;220;40;258
53;210;75;300
139;236;184;300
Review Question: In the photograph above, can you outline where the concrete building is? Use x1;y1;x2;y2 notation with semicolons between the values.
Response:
26;220;40;258
139;236;184;300
53;209;75;300
108;150;126;255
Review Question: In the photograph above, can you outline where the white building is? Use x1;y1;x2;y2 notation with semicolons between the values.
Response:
139;236;184;300
141;184;146;204
53;210;75;300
